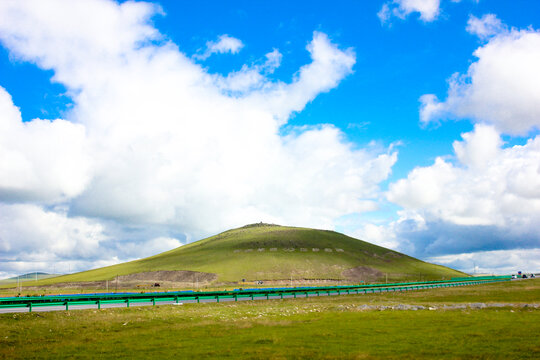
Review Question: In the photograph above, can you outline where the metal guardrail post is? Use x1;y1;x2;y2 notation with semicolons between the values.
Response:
65;302;69;311
28;303;32;312
98;300;101;309
126;299;130;308
152;298;155;306
196;296;200;303
216;296;220;303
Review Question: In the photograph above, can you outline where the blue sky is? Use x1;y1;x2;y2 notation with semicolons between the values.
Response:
1;0;540;277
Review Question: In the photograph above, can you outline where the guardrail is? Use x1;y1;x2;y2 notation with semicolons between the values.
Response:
0;276;511;312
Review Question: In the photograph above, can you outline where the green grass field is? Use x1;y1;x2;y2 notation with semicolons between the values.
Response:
23;224;465;288
1;279;538;359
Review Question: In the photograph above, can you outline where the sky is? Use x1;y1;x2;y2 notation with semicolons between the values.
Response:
1;0;540;278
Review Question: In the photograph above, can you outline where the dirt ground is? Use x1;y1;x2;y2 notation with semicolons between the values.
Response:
342;266;384;282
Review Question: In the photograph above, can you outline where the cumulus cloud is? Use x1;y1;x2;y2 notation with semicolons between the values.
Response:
466;14;507;40
378;0;441;24
420;20;540;135
0;203;185;277
0;203;107;261
385;124;540;260
0;87;91;203
397;17;540;272
213;48;282;93
0;0;396;274
428;249;540;275
343;125;540;272
194;34;244;60
348;222;400;250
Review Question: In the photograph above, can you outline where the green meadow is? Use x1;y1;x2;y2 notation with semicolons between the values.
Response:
1;279;538;359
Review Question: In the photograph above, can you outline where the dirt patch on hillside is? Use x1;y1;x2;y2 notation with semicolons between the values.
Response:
118;270;216;283
342;266;383;282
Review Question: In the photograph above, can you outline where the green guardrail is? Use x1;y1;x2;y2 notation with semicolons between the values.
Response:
0;275;511;305
0;276;511;312
2;276;510;306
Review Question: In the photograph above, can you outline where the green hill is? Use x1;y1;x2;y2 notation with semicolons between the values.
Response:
33;224;466;286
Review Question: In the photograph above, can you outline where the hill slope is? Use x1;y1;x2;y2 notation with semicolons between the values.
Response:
36;224;466;285
0;272;59;285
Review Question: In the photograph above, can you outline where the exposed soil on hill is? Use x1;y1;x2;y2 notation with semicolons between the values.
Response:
117;270;217;283
342;266;383;282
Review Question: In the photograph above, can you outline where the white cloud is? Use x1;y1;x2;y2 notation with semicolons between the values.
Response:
250;32;356;123
194;34;244;60
420;23;540;135
378;0;441;24
453;123;501;169
0;0;396;274
466;14;506;40
0;203;107;261
411;18;540;273
384;125;540;263
389;125;540;228
0;203;185;275
213;49;282;93
0;0;161;88
347;126;540;273
429;249;540;275
0;87;91;203
348;222;400;250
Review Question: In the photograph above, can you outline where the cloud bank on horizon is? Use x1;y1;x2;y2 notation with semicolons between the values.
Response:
0;0;539;277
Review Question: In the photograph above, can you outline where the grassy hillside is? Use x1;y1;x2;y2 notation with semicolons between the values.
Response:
33;224;466;285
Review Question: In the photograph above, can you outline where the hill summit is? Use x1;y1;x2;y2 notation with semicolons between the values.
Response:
37;224;466;286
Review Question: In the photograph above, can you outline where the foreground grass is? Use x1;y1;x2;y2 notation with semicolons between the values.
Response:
1;280;539;359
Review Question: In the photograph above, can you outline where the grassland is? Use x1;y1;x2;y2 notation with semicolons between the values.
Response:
22;224;465;288
1;279;538;359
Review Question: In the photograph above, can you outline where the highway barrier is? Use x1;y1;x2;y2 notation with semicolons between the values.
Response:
0;276;511;312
